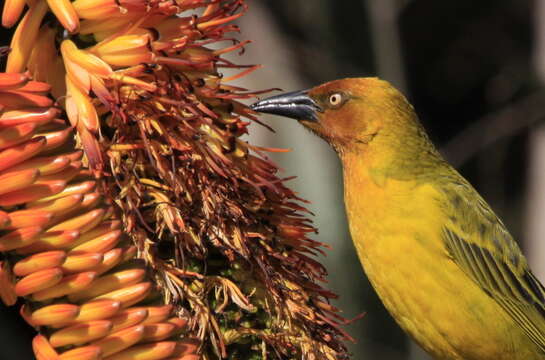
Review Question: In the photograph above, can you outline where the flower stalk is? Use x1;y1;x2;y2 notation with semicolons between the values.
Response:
0;0;353;359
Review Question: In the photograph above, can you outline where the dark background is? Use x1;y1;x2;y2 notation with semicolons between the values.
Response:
0;0;542;359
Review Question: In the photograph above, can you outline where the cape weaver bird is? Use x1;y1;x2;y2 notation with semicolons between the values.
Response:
250;78;545;360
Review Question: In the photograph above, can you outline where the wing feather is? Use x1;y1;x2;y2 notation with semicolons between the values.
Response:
439;177;545;352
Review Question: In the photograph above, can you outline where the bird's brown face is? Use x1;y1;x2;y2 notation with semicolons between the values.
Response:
250;78;388;150
251;78;436;178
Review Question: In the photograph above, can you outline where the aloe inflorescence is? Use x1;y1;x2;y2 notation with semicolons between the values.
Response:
0;1;352;359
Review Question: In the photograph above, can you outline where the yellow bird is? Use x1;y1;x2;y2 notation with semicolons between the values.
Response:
251;78;545;360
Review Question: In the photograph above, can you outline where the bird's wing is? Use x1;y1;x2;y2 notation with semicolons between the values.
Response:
439;178;545;351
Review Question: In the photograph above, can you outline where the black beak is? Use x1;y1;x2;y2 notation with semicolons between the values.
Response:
250;90;322;122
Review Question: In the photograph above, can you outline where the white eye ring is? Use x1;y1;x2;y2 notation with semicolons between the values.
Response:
328;93;343;107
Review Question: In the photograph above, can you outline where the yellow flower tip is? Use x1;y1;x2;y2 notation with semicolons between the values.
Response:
72;0;119;20
59;345;103;360
61;251;104;274
92;29;150;53
7;209;52;229
14;266;63;296
66;150;84;162
68;268;146;302
93;247;124;275
0;107;59;127
71;228;122;253
141;322;177;342
41;127;73;152
141;305;173;325
0;180;67;207
79;16;128;35
49;320;113;347
75;299;121;322
0;260;17;306
93;282;152;309
50;207;105;232
30;180;96;204
32;334;60;360
62;40;113;78
66;219;119;248
0;226;43;252
91;324;145;357
30;303;80;326
27;177;83;208
13;250;67;276
29;193;83;214
90;30;154;67
110;308;149;332
45;0;80;33
32;271;98;301
0;168;40;196
0;122;39;150
79;191;102;209
35;160;83;185
6;156;70;179
16;229;81;255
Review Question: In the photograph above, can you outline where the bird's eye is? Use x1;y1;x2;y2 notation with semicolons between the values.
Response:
328;93;344;107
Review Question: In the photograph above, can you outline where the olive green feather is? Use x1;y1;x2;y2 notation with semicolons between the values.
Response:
438;171;545;352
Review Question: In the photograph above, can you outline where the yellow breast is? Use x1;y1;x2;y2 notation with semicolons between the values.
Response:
342;168;542;360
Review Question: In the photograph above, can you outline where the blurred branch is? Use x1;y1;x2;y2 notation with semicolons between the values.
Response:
525;0;545;281
441;91;545;167
366;0;407;91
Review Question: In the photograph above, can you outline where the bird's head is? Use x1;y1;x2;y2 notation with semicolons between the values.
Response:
250;77;430;158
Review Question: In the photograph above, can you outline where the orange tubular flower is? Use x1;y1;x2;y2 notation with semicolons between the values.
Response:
0;74;197;359
1;0;351;359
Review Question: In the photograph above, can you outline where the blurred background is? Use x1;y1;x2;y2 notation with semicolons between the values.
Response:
1;0;544;359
